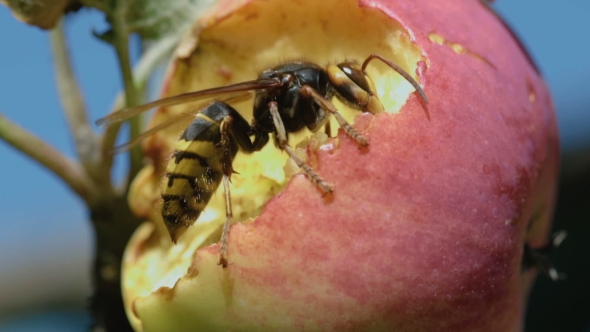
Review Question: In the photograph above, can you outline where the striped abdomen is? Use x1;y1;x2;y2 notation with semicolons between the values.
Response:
161;106;238;242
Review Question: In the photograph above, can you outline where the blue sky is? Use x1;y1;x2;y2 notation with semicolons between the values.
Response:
1;1;589;330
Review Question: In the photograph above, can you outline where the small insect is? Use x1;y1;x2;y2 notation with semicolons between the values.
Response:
97;54;428;267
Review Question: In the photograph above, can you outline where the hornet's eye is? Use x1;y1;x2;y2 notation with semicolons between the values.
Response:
326;62;384;113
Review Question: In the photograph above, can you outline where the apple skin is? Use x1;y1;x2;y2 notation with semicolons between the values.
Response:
123;0;559;331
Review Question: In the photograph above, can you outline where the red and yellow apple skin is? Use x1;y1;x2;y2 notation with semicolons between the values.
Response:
122;0;559;331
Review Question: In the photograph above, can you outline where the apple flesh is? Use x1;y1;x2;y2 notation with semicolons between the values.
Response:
122;0;559;331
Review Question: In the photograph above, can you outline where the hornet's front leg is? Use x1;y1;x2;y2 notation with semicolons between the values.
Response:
268;101;333;194
299;85;368;147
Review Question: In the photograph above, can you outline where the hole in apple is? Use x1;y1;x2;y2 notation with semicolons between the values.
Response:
128;0;427;293
177;0;427;244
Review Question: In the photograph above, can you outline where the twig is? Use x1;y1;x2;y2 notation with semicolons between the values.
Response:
50;20;99;169
108;35;179;112
100;35;177;190
0;113;95;204
108;2;144;185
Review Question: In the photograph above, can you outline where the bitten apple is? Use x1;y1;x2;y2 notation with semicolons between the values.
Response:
122;0;559;331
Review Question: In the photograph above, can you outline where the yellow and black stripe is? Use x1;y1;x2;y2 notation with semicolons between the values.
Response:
161;102;243;243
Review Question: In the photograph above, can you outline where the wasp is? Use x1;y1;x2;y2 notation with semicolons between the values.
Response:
97;54;428;267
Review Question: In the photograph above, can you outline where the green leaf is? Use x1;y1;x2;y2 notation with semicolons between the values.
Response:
124;0;217;41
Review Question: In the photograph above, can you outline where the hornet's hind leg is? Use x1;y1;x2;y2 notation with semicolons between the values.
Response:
218;115;236;268
214;104;256;268
218;175;233;267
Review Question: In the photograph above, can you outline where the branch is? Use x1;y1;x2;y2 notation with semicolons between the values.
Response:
0;113;95;204
50;20;99;168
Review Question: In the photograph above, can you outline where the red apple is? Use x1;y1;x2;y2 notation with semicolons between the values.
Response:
122;0;559;331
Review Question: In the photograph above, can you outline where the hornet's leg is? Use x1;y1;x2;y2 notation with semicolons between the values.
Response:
324;119;332;138
218;115;235;268
268;101;333;194
299;85;368;147
218;175;232;268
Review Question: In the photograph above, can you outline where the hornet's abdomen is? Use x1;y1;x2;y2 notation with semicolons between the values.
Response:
161;105;239;242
